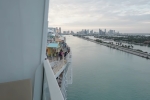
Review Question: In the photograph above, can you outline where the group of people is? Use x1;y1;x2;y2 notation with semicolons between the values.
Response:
46;42;70;61
59;46;70;60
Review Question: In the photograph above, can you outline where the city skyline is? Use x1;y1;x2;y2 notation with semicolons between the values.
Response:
48;0;150;33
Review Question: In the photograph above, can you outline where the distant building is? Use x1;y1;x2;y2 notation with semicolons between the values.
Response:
99;29;102;35
99;29;105;35
71;31;74;34
59;27;61;34
81;29;86;34
63;31;66;34
87;30;89;34
67;31;70;34
90;30;93;34
84;29;87;34
53;28;56;33
56;27;58;33
109;30;114;34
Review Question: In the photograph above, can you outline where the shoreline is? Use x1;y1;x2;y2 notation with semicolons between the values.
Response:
75;35;150;59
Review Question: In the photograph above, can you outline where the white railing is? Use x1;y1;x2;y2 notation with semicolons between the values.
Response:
43;59;64;100
43;50;72;100
65;50;72;84
60;71;67;99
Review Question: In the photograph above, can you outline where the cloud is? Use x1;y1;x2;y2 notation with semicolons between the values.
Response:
48;0;150;33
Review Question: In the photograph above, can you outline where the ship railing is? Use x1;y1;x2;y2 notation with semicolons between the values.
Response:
52;59;65;75
48;51;71;69
60;69;67;99
65;49;72;85
43;59;64;100
42;50;72;100
64;52;70;63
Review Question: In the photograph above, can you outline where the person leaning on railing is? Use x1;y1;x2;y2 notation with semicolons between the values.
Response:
59;49;64;60
63;47;67;57
67;46;70;53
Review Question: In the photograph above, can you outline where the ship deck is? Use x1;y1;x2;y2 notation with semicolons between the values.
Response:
48;54;69;75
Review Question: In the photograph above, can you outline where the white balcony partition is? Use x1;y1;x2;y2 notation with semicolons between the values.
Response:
0;0;49;100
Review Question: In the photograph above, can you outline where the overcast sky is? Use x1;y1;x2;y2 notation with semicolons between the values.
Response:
48;0;150;33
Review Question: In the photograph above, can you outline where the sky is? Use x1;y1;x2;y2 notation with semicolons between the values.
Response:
48;0;150;33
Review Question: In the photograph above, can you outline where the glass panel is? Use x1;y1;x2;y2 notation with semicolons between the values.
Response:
42;70;51;100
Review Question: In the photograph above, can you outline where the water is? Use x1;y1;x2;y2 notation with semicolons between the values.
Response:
65;35;150;100
86;36;150;53
145;35;150;37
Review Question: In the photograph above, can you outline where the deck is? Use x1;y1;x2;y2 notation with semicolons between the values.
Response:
48;54;69;75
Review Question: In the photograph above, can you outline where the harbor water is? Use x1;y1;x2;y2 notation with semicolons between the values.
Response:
66;35;150;100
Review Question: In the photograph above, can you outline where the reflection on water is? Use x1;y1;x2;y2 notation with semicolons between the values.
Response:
66;35;150;100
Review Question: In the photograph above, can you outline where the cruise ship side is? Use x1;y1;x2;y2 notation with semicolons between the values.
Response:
0;0;72;100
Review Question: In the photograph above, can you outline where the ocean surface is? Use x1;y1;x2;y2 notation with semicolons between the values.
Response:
65;35;150;100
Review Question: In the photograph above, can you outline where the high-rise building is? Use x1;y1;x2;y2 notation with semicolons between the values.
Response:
84;30;86;34
56;27;58;33
71;31;74;34
109;30;113;34
90;30;93;34
99;29;101;35
87;30;89;34
99;29;104;35
59;27;61;34
81;29;86;34
54;28;56;33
